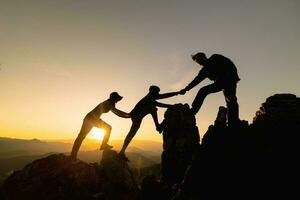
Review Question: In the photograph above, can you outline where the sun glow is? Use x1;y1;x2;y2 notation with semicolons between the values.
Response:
88;128;105;141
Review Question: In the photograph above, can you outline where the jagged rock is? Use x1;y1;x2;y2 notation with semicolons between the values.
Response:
160;104;200;189
214;106;227;126
253;93;300;123
99;149;139;200
3;154;99;200
251;93;300;157
172;93;300;199
3;150;138;200
138;174;163;200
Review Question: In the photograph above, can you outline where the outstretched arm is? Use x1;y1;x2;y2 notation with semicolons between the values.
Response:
182;68;207;92
151;111;160;129
155;101;173;108
150;111;162;133
156;91;180;100
111;107;131;118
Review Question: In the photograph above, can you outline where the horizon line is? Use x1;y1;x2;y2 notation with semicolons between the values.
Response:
0;136;163;143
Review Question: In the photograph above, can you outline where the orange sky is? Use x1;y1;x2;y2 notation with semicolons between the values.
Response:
0;0;299;142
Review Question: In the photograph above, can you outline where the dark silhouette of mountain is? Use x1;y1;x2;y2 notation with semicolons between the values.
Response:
3;150;139;200
0;138;161;190
0;150;158;179
0;137;72;158
0;138;162;159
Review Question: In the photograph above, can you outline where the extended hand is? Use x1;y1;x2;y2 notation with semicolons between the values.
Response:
179;89;186;95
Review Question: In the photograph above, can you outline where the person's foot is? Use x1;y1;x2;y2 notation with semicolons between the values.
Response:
118;153;130;162
100;144;113;150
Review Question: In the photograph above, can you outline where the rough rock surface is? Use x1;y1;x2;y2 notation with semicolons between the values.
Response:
252;93;300;155
3;150;138;200
160;104;200;189
172;93;300;199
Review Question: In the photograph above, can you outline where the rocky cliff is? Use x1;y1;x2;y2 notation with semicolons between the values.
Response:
3;150;138;200
172;93;300;199
160;104;200;188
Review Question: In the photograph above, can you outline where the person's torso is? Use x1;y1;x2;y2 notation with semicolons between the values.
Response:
130;94;157;118
204;54;240;83
88;100;114;118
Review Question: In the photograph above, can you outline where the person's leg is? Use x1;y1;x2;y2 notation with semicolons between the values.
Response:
70;119;93;160
93;118;112;149
191;83;223;115
223;83;240;127
119;118;142;157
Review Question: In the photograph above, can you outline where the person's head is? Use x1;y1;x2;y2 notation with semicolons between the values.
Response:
191;52;207;65
149;85;160;96
109;92;123;103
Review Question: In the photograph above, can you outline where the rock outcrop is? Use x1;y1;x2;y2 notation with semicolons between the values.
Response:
252;93;300;156
172;93;300;199
3;150;138;200
160;104;200;189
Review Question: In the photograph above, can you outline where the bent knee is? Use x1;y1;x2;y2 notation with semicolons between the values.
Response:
199;87;211;95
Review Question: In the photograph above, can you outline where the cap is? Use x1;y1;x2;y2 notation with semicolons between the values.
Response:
110;92;123;101
149;85;160;93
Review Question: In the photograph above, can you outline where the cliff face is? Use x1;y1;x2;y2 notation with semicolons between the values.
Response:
172;93;300;199
3;150;138;200
252;93;300;156
160;104;200;188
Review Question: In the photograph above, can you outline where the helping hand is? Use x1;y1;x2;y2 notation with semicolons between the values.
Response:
179;89;186;95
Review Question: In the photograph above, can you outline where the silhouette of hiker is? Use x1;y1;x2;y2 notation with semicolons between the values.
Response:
118;85;180;161
70;92;130;160
180;52;240;126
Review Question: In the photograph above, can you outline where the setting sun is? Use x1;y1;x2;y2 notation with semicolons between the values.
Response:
88;128;105;141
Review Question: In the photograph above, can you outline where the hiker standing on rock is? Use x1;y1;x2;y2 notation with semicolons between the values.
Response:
70;92;130;161
180;52;240;126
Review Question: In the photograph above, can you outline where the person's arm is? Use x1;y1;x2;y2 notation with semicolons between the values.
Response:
156;91;181;100
182;68;207;92
155;101;173;108
111;107;131;118
150;110;162;133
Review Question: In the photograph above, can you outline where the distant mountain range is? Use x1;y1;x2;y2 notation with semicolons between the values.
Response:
0;137;162;180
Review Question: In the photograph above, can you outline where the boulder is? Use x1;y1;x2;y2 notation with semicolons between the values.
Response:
3;150;138;200
172;93;300;199
160;104;200;188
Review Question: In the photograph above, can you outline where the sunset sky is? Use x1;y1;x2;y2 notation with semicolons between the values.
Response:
0;0;299;142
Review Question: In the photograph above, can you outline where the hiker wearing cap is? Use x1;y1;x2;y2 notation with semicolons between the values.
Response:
118;86;181;161
180;52;240;127
70;92;130;160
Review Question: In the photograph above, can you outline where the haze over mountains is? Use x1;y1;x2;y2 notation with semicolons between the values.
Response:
0;137;162;184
